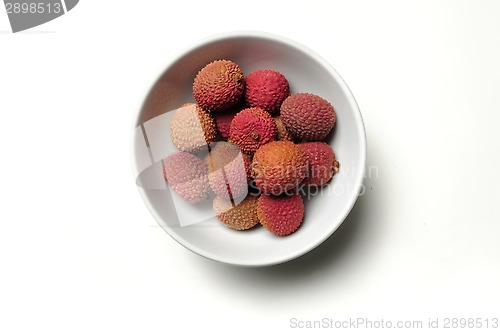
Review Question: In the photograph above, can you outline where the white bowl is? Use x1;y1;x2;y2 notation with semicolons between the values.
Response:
131;31;366;266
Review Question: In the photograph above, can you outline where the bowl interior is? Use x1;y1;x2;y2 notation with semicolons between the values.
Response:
132;33;365;266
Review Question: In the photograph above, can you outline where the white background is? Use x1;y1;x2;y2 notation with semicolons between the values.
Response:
1;1;500;331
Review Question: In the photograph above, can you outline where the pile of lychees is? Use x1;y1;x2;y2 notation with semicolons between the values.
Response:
163;60;339;236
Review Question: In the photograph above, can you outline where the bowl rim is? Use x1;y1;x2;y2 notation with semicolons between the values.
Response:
131;30;367;267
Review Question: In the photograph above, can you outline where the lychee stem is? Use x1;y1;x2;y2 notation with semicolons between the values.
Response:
250;132;260;140
333;160;340;173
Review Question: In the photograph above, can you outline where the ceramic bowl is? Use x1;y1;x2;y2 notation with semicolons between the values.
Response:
131;31;366;266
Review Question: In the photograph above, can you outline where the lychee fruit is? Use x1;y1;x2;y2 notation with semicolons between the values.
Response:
251;141;309;195
193;60;244;112
169;103;216;153
299;142;340;186
213;194;259;231
244;69;289;114
257;193;304;236
229;107;277;154
163;152;210;204
280;93;336;141
205;141;251;200
212;102;245;140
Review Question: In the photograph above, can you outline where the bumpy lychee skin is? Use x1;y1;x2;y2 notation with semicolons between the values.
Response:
193;60;244;112
299;142;340;186
213;194;259;231
244;70;290;114
280;93;336;141
274;116;293;141
163;152;210;204
213;102;245;140
213;110;236;140
205;142;251;200
257;194;304;236
169;103;216;152
229;107;277;154
251;141;309;195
